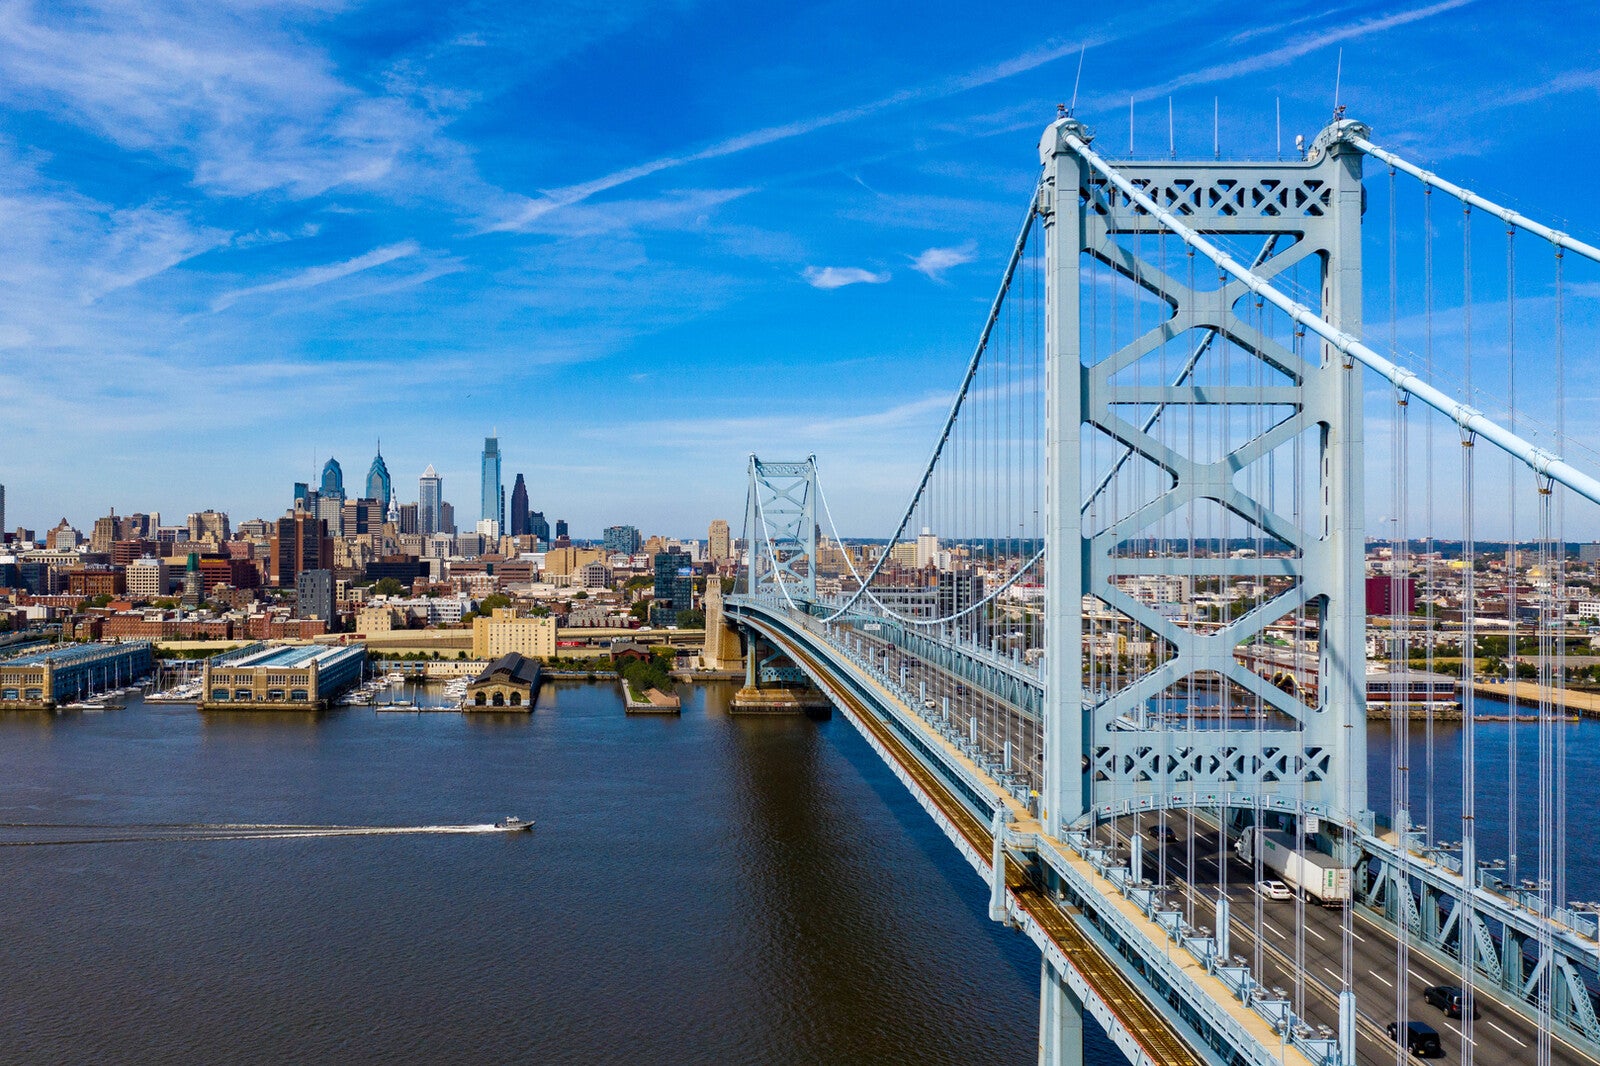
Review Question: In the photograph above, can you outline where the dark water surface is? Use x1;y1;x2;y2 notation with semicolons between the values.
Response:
0;682;1075;1065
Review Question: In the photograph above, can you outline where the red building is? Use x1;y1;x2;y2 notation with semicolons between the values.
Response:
1365;575;1417;617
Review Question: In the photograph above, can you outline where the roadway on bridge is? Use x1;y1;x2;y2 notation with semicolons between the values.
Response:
816;621;1599;1063
1110;813;1599;1066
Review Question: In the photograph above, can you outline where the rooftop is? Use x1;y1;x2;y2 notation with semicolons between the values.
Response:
227;643;365;670
4;641;152;667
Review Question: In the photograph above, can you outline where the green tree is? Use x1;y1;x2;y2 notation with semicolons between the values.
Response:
630;599;651;622
374;577;405;597
676;609;705;628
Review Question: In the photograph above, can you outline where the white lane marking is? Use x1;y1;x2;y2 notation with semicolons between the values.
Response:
1264;922;1287;938
1409;968;1429;984
1487;1021;1525;1046
1441;1020;1476;1046
1305;925;1326;942
1367;968;1393;988
1348;928;1366;943
1324;966;1342;982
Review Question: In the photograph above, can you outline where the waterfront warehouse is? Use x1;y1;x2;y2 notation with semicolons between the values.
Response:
200;642;365;710
0;641;154;709
464;652;541;710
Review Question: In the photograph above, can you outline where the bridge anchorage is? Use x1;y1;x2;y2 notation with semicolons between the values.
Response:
722;111;1600;1066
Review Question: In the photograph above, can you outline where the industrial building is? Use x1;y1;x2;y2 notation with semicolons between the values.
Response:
200;642;365;710
0;641;154;709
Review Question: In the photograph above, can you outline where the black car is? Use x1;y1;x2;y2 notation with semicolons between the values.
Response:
1147;824;1180;844
1423;984;1481;1019
1387;1020;1443;1058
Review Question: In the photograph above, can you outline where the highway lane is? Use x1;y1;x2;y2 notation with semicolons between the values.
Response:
824;623;1599;1062
1104;813;1599;1065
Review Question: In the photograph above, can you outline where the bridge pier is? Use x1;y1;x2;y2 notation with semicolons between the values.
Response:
1038;957;1084;1066
729;629;832;716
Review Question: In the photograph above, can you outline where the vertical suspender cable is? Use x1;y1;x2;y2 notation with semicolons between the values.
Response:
1506;225;1520;891
1459;200;1479;1064
1425;186;1438;857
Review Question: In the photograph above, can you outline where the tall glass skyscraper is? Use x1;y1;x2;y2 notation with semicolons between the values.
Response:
320;458;344;497
480;435;501;528
509;474;529;537
419;465;443;535
366;446;392;511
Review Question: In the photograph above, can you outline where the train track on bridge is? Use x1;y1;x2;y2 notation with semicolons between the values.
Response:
778;634;1206;1065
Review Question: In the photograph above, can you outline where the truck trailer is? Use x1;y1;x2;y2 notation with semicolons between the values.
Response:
1236;826;1352;906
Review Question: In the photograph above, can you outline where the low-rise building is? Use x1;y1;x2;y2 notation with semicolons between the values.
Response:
471;607;556;659
125;556;170;601
200;642;365;710
465;652;541;710
0;641;154;708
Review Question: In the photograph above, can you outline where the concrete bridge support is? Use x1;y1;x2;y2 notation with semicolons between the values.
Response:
700;575;744;671
1039;958;1084;1066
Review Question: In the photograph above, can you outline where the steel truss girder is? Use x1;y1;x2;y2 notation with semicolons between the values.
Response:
1355;833;1600;1048
744;456;819;602
1040;118;1369;823
732;597;1319;1066
818;606;1044;720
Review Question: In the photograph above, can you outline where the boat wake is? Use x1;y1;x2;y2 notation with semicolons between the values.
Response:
0;822;515;846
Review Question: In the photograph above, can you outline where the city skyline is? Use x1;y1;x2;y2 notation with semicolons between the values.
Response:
3;3;1599;539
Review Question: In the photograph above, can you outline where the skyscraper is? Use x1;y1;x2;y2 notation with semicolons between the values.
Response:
366;446;392;512
529;511;550;544
419;465;443;535
555;519;569;542
317;458;346;537
480;435;501;526
270;514;333;587
320;457;344;497
708;519;730;563
510;474;529;537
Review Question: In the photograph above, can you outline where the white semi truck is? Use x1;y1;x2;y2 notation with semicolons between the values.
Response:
1236;826;1352;906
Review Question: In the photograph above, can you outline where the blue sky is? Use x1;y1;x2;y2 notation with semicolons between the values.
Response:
5;0;1599;538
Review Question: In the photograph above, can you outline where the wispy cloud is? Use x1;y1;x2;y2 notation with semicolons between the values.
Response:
804;266;890;289
910;242;977;281
1127;0;1475;103
210;240;421;311
486;36;1120;232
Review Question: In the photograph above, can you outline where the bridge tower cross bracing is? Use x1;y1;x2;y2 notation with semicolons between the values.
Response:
1037;116;1370;834
742;456;820;604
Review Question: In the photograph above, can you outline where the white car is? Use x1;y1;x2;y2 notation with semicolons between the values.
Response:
1257;879;1293;901
923;698;938;710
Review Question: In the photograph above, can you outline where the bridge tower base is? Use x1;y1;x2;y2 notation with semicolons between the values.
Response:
1038;958;1084;1066
729;631;833;717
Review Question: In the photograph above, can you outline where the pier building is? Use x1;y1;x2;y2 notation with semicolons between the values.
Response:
201;642;365;710
0;641;154;709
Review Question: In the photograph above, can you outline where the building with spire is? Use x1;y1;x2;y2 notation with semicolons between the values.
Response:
480;434;501;529
419;465;443;536
366;446;392;512
510;474;529;537
181;552;203;606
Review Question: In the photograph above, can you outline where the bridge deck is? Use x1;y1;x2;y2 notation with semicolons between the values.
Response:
777;631;1214;1065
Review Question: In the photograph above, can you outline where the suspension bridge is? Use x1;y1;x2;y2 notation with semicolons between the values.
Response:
713;111;1600;1065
